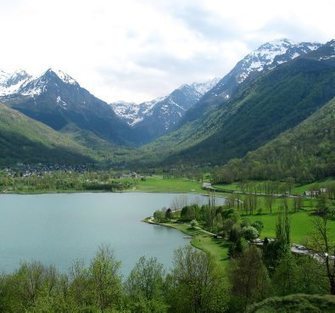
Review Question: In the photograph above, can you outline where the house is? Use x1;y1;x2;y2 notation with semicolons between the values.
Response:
304;188;328;197
202;182;215;190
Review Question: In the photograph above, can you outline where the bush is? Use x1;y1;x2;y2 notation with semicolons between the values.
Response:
190;219;198;229
251;221;264;234
153;210;165;223
242;226;259;241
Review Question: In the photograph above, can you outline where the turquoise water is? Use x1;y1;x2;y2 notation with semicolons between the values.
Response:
0;192;209;275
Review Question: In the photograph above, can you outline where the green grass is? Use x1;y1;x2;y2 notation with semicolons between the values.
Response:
247;211;335;244
213;183;241;192
215;179;335;196
159;222;229;267
292;178;335;194
134;176;203;193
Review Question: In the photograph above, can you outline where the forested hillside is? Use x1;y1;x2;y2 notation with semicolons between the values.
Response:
214;96;335;183
141;50;335;167
0;104;93;165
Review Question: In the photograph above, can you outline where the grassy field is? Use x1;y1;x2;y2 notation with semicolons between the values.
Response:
134;176;203;193
214;178;335;195
247;211;335;244
292;178;335;194
157;222;229;267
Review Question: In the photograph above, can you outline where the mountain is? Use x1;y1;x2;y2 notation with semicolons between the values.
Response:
111;78;219;144
182;39;321;123
0;103;94;166
216;95;335;184
0;69;32;96
139;39;335;168
0;69;134;146
110;100;155;126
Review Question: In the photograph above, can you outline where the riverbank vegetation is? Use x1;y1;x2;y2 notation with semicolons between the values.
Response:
0;170;203;194
0;245;229;313
2;168;335;311
0;170;134;193
148;184;335;311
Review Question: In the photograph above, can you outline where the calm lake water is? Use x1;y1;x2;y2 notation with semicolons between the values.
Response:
0;192;211;276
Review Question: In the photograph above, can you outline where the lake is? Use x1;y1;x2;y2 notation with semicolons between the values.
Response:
0;192;211;276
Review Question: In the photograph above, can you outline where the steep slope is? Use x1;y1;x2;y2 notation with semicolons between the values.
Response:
183;39;320;123
111;78;219;144
215;95;335;183
0;103;94;165
140;40;335;167
0;69;32;96
0;69;134;146
110;100;155;126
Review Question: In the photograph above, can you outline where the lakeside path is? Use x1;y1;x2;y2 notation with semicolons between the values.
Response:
144;217;229;267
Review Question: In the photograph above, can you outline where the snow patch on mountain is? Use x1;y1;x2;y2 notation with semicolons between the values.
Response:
50;69;77;85
0;69;32;96
235;39;321;83
112;78;218;127
0;68;79;98
111;99;159;126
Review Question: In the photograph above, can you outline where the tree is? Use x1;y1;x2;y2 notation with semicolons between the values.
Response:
275;206;290;252
165;208;173;220
125;256;167;313
229;245;271;311
310;215;335;294
180;205;197;222
316;193;330;216
153;210;165;223
293;196;303;213
167;246;227;313
265;195;275;214
69;259;91;308
251;221;264;235
263;206;291;269
272;252;299;296
296;255;328;294
170;195;188;211
242;226;259;241
89;245;123;312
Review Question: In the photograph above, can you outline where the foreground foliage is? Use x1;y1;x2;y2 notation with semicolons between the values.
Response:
247;294;335;313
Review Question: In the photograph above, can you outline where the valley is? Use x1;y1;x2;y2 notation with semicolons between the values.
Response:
1;37;335;313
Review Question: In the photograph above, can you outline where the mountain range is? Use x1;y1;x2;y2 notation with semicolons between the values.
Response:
111;78;219;144
1;38;335;180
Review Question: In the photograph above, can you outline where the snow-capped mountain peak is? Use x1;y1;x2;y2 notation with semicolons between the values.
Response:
45;68;78;85
207;39;322;103
189;77;220;95
0;69;32;96
236;39;322;83
111;96;166;126
112;78;217;129
0;68;79;97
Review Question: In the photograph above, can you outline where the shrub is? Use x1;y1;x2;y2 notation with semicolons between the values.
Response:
242;226;259;241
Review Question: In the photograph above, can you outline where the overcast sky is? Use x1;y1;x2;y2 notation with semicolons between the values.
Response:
0;0;334;103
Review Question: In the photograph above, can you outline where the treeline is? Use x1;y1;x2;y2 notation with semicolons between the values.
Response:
0;171;134;192
0;245;331;313
0;245;227;313
152;194;335;311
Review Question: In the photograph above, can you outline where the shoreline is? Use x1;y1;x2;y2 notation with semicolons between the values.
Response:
0;188;221;197
143;218;229;267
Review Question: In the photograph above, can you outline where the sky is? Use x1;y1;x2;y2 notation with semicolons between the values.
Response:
0;0;334;103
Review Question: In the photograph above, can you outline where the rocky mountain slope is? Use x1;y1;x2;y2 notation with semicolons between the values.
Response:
111;78;219;143
0;69;134;146
140;40;335;167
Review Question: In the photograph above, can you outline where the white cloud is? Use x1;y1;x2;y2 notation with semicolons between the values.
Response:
0;0;334;102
